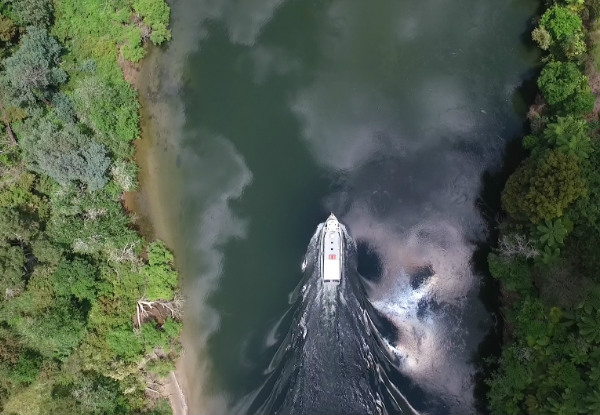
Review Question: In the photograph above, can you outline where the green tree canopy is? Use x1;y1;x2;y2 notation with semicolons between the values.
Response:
2;26;66;105
537;61;595;115
540;6;582;42
535;6;585;58
134;0;171;44
0;14;17;43
9;0;52;27
19;117;110;190
53;258;98;302
0;245;24;298
144;241;177;300
543;116;592;159
502;149;586;223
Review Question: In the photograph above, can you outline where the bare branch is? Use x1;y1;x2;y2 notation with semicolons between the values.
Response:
498;233;540;259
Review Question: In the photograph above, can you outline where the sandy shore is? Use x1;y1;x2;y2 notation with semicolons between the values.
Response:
119;48;190;415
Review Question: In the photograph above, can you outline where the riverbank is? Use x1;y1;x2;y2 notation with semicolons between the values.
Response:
123;45;191;415
487;2;600;414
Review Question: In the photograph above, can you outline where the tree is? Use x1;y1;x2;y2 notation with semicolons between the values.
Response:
540;6;583;43
502;149;586;223
18;117;110;190
2;26;66;105
488;253;533;295
144;241;177;301
0;207;37;242
537;61;594;115
0;15;16;43
537;6;585;58
72;76;140;153
0;245;24;298
11;296;87;360
532;26;551;50
543;116;592;159
9;0;52;27
535;217;572;248
105;327;143;362
53;258;98;302
134;0;171;45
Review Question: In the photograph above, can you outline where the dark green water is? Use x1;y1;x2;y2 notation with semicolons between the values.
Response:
138;0;539;413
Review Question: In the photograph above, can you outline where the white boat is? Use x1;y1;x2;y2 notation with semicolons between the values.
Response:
322;213;343;283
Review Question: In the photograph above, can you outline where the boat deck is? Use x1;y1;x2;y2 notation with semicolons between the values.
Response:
322;215;342;283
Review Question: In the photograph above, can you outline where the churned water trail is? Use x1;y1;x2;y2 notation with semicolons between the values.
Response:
238;222;419;415
135;0;540;413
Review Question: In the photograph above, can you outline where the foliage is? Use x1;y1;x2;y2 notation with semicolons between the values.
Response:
51;92;75;123
535;217;572;248
106;327;144;361
532;26;551;50
502;149;586;223
146;358;174;377
10;297;87;360
523;116;592;159
134;0;171;44
2;26;66;105
537;61;594;115
53;258;98;302
18;117;110;190
145;241;178;300
9;0;52;27
7;351;42;385
121;27;145;63
0;244;24;297
71;76;140;154
540;6;582;42
542;116;591;159
0;0;177;412
538;5;585;58
488;253;533;295
488;298;600;415
0;14;16;43
489;2;600;413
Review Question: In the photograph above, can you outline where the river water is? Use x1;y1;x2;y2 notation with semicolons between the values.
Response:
135;0;539;413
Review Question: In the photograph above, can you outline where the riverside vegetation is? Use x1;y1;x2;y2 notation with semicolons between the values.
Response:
0;0;181;414
486;0;600;414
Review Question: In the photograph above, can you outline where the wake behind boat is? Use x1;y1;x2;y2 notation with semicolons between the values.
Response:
322;213;343;283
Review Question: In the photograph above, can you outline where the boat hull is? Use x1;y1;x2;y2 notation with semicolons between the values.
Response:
321;214;343;283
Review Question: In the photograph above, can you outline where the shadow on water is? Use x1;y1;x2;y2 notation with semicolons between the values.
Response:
470;66;538;413
356;240;384;283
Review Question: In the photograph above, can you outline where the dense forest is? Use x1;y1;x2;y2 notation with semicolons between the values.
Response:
486;0;600;414
0;0;181;414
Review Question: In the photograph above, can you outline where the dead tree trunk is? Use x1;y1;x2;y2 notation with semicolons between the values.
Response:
134;299;181;329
